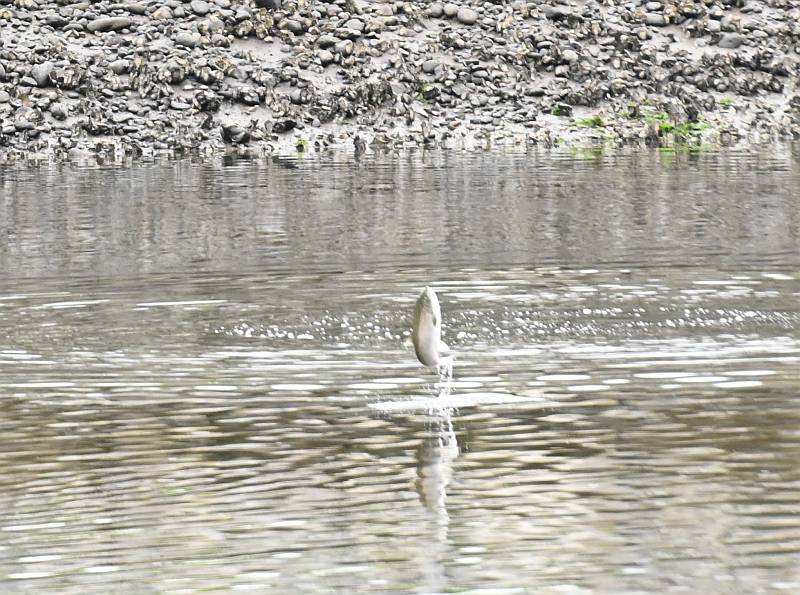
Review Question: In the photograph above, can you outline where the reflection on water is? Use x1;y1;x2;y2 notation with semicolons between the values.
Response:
0;149;800;593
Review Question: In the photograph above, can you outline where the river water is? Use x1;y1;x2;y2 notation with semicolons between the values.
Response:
1;149;799;593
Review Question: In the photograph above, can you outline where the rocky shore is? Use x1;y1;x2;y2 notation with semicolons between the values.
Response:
1;0;799;159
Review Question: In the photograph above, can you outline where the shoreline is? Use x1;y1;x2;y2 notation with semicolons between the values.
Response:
1;0;799;161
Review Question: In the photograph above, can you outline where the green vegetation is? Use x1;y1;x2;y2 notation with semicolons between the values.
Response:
635;106;711;142
572;115;605;128
551;104;571;117
720;97;735;107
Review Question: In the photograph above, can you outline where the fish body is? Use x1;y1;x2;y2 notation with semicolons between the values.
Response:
411;286;450;369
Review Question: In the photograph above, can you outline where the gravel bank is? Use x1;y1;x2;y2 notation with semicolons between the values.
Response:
1;0;799;159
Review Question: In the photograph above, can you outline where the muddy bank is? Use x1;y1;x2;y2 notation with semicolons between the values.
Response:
1;0;799;160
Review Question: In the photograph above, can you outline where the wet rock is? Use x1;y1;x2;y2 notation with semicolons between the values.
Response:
718;33;745;49
221;123;250;144
44;13;69;28
0;90;10;103
14;107;40;131
456;8;478;25
272;118;297;133
30;62;54;87
284;19;306;35
87;17;132;33
194;89;220;111
544;6;572;21
254;0;281;9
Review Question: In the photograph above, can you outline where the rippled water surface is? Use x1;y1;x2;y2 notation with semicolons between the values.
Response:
1;149;800;593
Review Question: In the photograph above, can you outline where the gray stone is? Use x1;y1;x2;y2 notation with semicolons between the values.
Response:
109;59;130;75
44;13;69;28
562;49;579;64
151;6;173;19
317;34;338;48
87;17;132;32
317;49;334;66
49;102;68;120
285;19;305;35
443;3;458;18
128;3;148;15
30;62;54;87
645;13;666;26
544;6;572;20
422;60;438;74
706;19;721;33
427;3;443;18
344;18;364;31
336;39;354;57
175;32;201;48
456;7;478;25
718;33;744;48
253;0;281;9
191;0;211;16
645;1;662;10
0;90;10;103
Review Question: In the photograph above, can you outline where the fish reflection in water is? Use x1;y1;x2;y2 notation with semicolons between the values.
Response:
415;377;460;592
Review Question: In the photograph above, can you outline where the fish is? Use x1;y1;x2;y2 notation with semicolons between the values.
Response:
411;286;452;373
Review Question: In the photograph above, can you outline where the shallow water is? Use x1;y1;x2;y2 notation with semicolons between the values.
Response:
1;149;800;593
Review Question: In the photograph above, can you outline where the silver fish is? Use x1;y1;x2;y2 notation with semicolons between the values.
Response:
411;286;451;372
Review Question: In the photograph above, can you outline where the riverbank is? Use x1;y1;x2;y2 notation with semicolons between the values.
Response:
1;0;799;160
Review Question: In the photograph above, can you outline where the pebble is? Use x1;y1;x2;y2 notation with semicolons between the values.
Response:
44;14;69;28
109;59;130;75
175;32;201;48
443;3;458;18
427;3;444;18
152;6;173;20
456;8;478;25
30;62;54;87
718;33;745;49
191;1;211;16
562;49;579;64
87;17;132;33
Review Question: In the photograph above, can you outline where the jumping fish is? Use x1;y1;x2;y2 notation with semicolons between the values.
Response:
411;286;452;375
